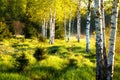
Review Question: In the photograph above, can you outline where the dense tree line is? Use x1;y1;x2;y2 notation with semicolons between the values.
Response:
0;0;119;40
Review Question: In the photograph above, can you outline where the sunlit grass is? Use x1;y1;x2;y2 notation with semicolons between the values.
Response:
0;72;30;80
0;36;120;80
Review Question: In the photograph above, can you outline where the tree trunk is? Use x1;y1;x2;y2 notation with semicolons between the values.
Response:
107;0;119;80
71;19;74;35
67;4;72;42
64;7;67;41
77;1;81;42
49;5;53;44
52;9;56;44
94;0;104;80
86;0;91;53
45;21;48;38
101;0;107;79
42;18;46;37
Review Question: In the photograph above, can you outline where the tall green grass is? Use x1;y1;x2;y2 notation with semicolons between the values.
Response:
0;37;119;80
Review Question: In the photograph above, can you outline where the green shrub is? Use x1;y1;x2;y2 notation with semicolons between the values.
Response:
23;25;37;38
33;47;46;61
68;58;78;67
13;52;29;72
48;46;60;54
37;34;46;42
0;22;11;40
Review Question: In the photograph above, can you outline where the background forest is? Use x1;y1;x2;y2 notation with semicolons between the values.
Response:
0;0;119;39
0;0;120;80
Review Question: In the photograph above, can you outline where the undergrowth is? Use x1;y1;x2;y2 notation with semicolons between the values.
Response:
0;37;119;80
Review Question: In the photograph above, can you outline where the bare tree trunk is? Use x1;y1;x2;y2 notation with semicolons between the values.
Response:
107;0;119;80
64;6;67;41
45;21;48;38
77;0;81;42
86;0;91;53
94;0;104;80
49;5;53;44
52;9;56;44
42;18;46;37
67;4;72;42
49;0;56;44
101;0;107;79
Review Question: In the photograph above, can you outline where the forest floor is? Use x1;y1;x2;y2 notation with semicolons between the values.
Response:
0;37;120;80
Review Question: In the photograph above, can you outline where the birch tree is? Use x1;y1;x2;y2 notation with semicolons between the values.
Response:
94;0;104;79
49;0;56;44
52;9;56;44
67;3;72;42
42;18;46;37
86;0;91;53
101;0;108;78
71;19;75;35
77;0;81;42
107;0;119;80
45;21;48;38
49;4;53;44
64;4;67;41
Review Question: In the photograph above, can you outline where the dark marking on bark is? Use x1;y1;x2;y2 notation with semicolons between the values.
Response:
111;27;116;29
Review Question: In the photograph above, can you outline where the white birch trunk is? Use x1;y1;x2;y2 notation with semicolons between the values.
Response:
101;0;108;79
42;18;46;37
86;0;91;53
51;10;56;44
67;5;72;42
94;0;104;79
64;7;67;41
77;1;81;42
107;0;119;80
49;5;53;44
101;0;106;54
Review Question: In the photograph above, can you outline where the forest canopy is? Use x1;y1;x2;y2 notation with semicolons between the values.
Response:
0;0;119;39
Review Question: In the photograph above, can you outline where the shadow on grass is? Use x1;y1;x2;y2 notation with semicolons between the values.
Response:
29;61;95;80
114;65;120;80
47;46;69;56
48;46;86;55
47;45;96;64
0;56;96;80
0;63;16;74
47;46;63;54
67;46;86;53
30;66;62;80
82;54;96;63
47;45;94;55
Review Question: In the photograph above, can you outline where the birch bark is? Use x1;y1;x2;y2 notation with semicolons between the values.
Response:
52;10;56;44
49;5;53;44
107;0;119;80
42;18;46;37
94;0;104;79
101;0;108;78
67;4;72;42
64;6;67;41
86;0;91;53
77;0;81;42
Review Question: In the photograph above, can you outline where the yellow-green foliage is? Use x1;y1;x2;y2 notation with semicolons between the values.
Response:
0;72;30;80
0;54;14;71
39;56;64;69
68;55;95;67
0;37;120;80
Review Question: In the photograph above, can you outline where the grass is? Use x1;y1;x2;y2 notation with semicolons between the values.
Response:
0;36;120;80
